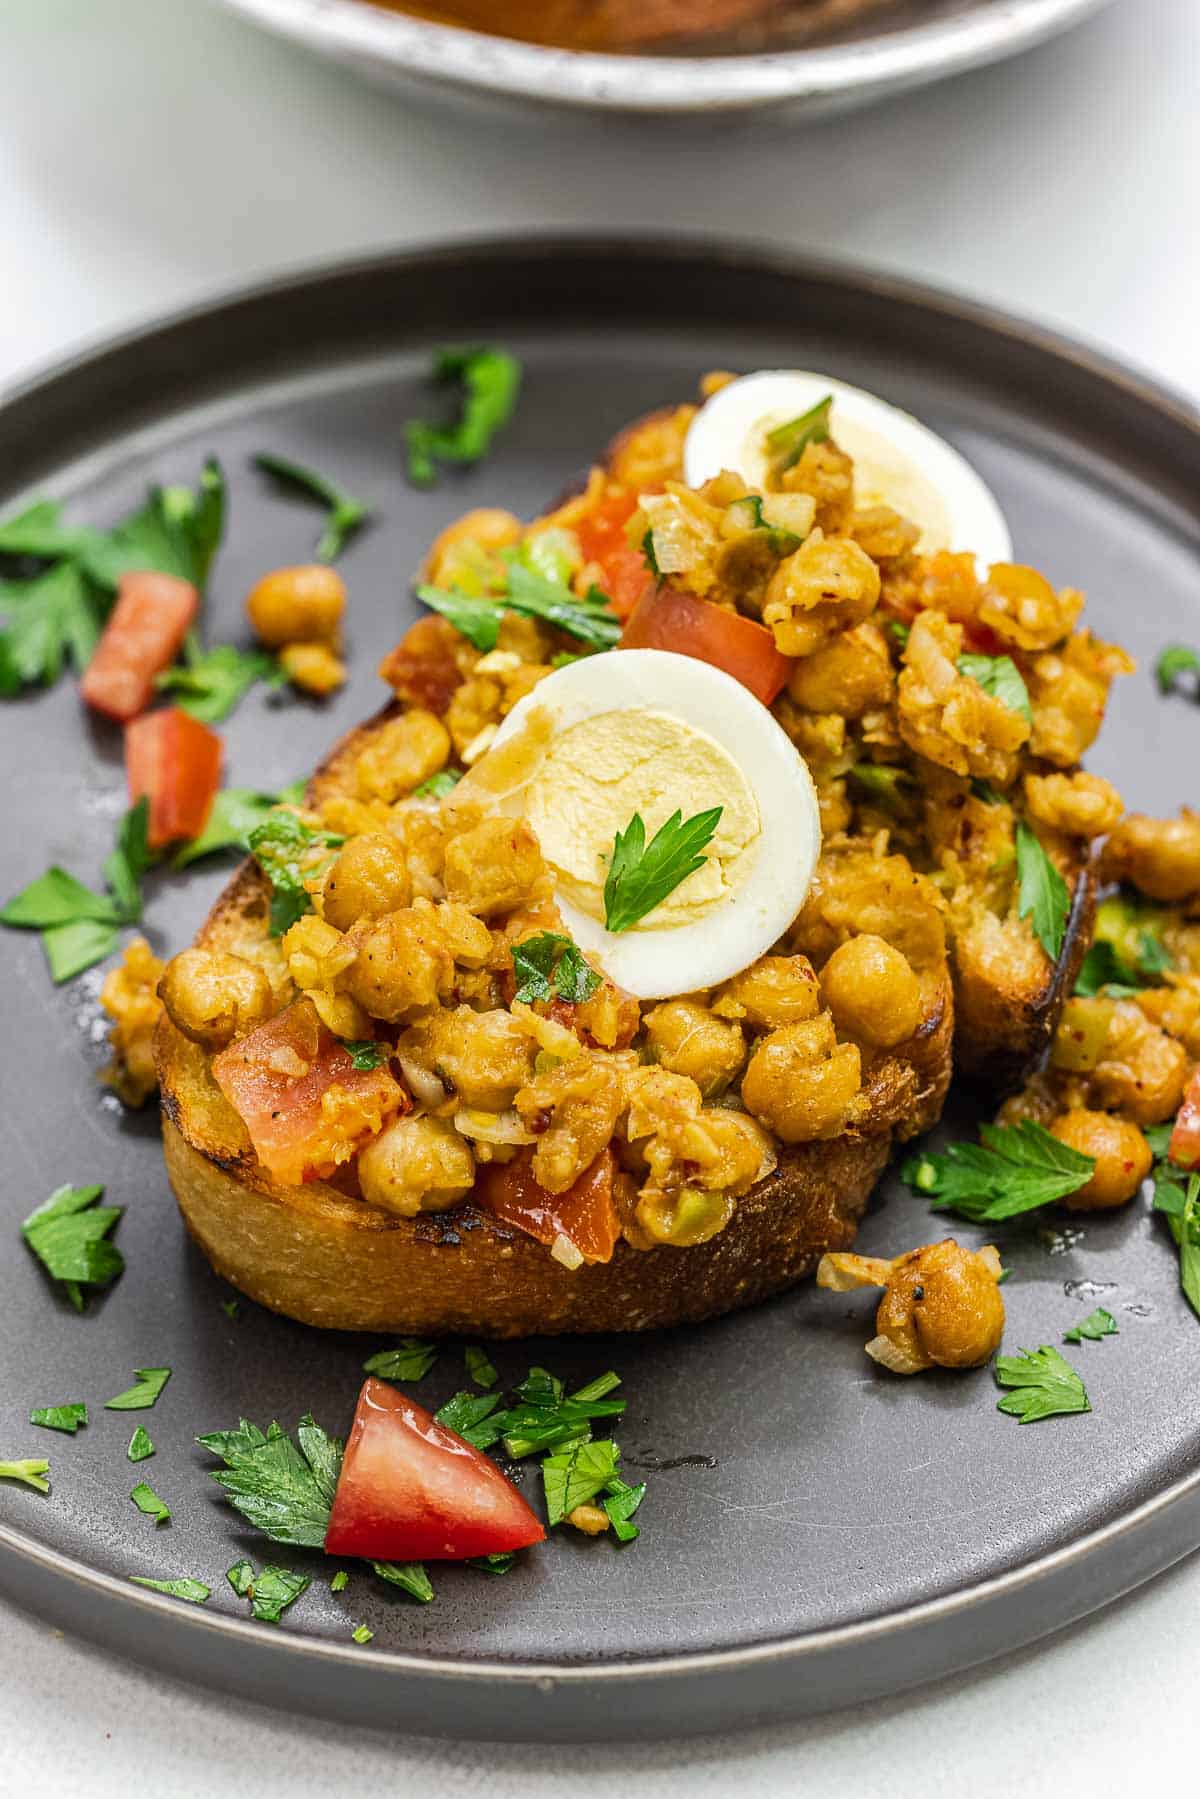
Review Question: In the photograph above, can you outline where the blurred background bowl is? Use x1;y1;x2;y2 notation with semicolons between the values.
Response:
212;0;1113;119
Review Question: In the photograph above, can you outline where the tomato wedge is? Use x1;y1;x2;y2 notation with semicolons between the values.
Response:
125;706;222;849
1169;1068;1200;1171
324;1378;546;1562
621;585;793;706
576;488;655;621
80;570;198;722
476;1147;621;1265
211;998;407;1185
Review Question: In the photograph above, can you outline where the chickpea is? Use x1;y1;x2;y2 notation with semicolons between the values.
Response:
345;907;452;1022
358;1114;475;1218
400;1006;536;1111
565;1504;611;1536
1049;1109;1152;1210
246;565;345;648
817;1240;1005;1374
515;1056;624;1195
762;530;881;658
818;934;922;1050
786;622;894;719
423;508;522;586
633;1185;736;1249
712;955;820;1030
740;1015;861;1142
1090;1000;1188;1125
278;641;346;696
322;833;413;933
1099;810;1200;903
158;947;273;1050
643;1001;745;1097
443;816;544;919
355;710;452;804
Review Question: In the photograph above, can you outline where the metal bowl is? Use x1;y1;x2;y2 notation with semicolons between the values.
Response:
213;0;1112;118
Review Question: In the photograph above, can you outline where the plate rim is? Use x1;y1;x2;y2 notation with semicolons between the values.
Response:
2;231;1199;1733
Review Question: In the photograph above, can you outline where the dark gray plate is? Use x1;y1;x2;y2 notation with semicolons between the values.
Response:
1;239;1198;1743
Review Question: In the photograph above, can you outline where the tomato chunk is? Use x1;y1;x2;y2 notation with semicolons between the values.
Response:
325;1377;546;1562
621;585;792;706
378;614;466;716
476;1147;621;1265
211;998;407;1186
125;706;222;848
1169;1069;1200;1171
80;570;198;722
576;488;655;621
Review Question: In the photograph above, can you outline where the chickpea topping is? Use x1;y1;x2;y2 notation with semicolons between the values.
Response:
101;937;166;1105
633;1185;736;1249
278;640;346;696
762;529;880;658
355;710;452;804
818;1240;1005;1374
712;955;820;1030
358;1113;475;1217
1099;810;1200;903
1049;1109;1152;1210
321;833;413;933
818;934;922;1050
158;946;273;1051
246;564;345;648
423;508;522;586
786;621;894;718
565;1504;611;1536
642;1000;745;1097
401;1006;536;1112
443;815;545;919
741;1014;862;1142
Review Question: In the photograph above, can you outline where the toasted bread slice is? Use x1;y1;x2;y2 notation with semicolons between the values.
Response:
156;703;953;1337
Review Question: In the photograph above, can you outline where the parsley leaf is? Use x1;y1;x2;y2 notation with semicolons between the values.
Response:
434;1391;506;1450
330;1570;349;1594
602;1476;647;1543
465;1346;499;1390
130;1482;171;1526
1015;820;1071;960
102;799;153;925
1075;895;1172;996
405;346;521;488
417;569;620;656
81;458;225;593
172;782;305;868
372;1560;434;1603
127;1427;155;1462
848;762;915;808
157;639;280;724
1155;644;1200;694
29;1404;87;1434
765;394;833;471
0;562;106;692
2;801;151;981
469;1551;516;1575
343;1040;385;1071
413;768;462;801
415;584;501;652
352;1624;374;1644
603;807;723;934
995;1345;1090;1423
1157;1162;1200;1324
511;931;601;1006
253;452;371;562
226;1559;255;1597
241;1564;312;1624
362;1340;437;1381
198;1414;343;1549
129;1576;210;1604
0;1458;50;1493
247;811;343;935
21;1183;124;1310
105;1367;171;1411
542;1438;621;1526
902;1117;1095;1222
1063;1307;1118;1344
499;1368;625;1459
957;652;1033;722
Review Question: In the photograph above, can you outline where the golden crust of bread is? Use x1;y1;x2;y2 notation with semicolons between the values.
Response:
156;704;954;1337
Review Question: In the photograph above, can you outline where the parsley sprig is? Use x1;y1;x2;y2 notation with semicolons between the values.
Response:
511;931;600;1006
172;781;306;868
22;1183;124;1309
156;636;281;724
1015;820;1071;961
603;807;723;934
0;1458;51;1493
1148;1124;1200;1324
1063;1307;1118;1344
0;798;152;981
30;1404;87;1435
417;564;619;655
995;1345;1090;1423
253;452;371;562
903;1117;1095;1222
247;811;344;935
405;346;521;488
957;651;1033;722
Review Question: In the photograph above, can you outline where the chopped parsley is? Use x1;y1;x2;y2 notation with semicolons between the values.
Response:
234;1563;312;1624
642;528;660;578
1015;820;1071;961
253;452;371;562
220;1298;240;1322
130;1576;210;1604
542;1438;622;1526
995;1345;1090;1423
1074;894;1172;997
130;1482;171;1525
1;799;151;981
602;1477;647;1543
1063;1307;1118;1344
0;562;105;696
343;1040;386;1071
765;394;833;472
105;1367;171;1411
127;1427;155;1462
21;1183;124;1309
603;807;723;934
362;1340;437;1381
957;652;1033;722
247;811;343;935
198;1415;343;1549
330;1569;349;1594
156;638;281;724
29;1404;87;1434
884;616;911;650
511;931;601;1006
226;1559;255;1597
902;1117;1095;1222
417;566;619;656
1152;1151;1200;1324
0;1458;50;1492
1155;644;1200;695
405;346;521;488
352;1623;374;1644
848;762;914;808
412;768;463;801
464;1346;499;1390
172;781;306;868
372;1560;434;1603
469;1552;516;1575
434;1391;506;1450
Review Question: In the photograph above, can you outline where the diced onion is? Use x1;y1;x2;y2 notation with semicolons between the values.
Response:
396;1055;447;1110
865;1333;925;1375
550;1233;584;1271
454;1107;536;1146
760;492;816;536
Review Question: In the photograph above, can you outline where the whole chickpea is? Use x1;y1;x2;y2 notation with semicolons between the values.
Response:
158;947;273;1050
1049;1108;1152;1210
246;565;346;648
818;1239;1005;1373
322;833;413;933
643;1001;745;1097
818;934;923;1050
278;641;346;697
358;1114;475;1217
423;508;522;585
740;1015;861;1142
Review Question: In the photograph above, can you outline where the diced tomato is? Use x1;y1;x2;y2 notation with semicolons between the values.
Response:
378;614;466;715
80;570;198;722
476;1147;622;1265
211;998;408;1186
1169;1069;1200;1171
324;1377;546;1562
576;488;655;620
620;584;793;707
125;707;222;849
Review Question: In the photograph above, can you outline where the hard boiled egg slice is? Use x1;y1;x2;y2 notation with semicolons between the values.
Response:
684;369;1012;568
476;648;821;1002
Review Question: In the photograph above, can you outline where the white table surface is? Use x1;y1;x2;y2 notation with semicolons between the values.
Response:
1;0;1197;1791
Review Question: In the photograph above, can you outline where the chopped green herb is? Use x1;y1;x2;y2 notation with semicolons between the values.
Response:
765;394;833;471
1063;1307;1118;1344
127;1427;155;1463
642;528;660;578
1155;644;1200;694
198;1415;343;1548
1;800;151;982
542;1438;621;1526
602;1476;647;1544
957;652;1033;722
245;1565;311;1624
130;1482;171;1525
995;1345;1090;1423
173;783;306;868
603;808;723;935
417;568;620;656
405;346;521;488
1074;894;1172;996
343;1040;386;1071
468;1552;516;1575
157;639;280;724
971;779;1005;806
414;584;501;653
220;1298;240;1322
247;811;343;936
21;1183;124;1310
902;1117;1094;1222
253;452;370;562
30;1404;87;1435
1015;820;1071;961
0;1459;50;1493
352;1623;374;1644
435;1391;506;1450
0;562;105;695
226;1559;255;1597
105;1367;171;1411
412;768;463;801
362;1339;438;1382
884;616;911;650
372;1560;434;1603
330;1570;349;1594
500;1368;624;1459
847;763;914;808
511;931;601;1007
130;1576;210;1604
465;1346;499;1390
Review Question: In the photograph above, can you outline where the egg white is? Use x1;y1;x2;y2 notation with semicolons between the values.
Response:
684;369;1012;571
488;649;821;1001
